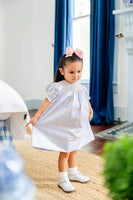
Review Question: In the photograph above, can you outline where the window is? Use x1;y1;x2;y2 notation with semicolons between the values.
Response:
73;0;90;81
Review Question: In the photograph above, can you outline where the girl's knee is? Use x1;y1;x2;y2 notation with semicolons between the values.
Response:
59;152;69;159
70;150;77;155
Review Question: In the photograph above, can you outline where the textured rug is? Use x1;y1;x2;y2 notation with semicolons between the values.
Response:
14;137;110;200
97;121;133;140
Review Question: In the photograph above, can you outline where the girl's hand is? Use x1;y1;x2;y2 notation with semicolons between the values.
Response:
88;107;93;121
26;126;31;135
26;116;38;127
88;101;93;121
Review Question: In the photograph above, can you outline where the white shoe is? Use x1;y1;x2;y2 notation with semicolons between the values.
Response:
58;177;76;193
69;171;90;183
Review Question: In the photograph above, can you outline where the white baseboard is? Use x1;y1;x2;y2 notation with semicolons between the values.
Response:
114;106;128;122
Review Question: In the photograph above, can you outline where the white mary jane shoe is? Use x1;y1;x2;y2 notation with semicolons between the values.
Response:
69;171;90;183
58;177;76;193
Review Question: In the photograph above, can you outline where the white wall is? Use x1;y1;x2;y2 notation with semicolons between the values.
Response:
0;0;130;121
113;0;128;121
0;0;55;109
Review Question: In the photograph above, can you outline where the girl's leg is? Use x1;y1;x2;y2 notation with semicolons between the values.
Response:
68;150;78;176
58;152;75;193
68;150;77;168
58;152;69;172
68;150;90;183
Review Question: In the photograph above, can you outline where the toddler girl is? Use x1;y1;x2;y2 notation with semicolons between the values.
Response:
26;47;95;193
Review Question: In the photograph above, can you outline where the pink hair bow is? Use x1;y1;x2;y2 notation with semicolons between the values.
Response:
65;47;84;59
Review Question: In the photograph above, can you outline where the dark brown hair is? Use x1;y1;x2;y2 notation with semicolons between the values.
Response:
54;53;83;82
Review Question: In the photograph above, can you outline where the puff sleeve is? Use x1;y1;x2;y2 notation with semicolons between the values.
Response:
82;85;91;101
46;82;61;103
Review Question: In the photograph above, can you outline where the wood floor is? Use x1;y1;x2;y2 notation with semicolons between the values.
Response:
82;123;117;156
29;110;118;156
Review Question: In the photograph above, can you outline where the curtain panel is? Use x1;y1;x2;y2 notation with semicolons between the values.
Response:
90;0;115;124
54;0;74;76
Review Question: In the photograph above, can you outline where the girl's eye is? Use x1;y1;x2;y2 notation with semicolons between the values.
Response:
78;71;81;73
70;72;74;74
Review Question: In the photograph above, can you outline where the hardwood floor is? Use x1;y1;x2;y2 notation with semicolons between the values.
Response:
29;110;118;156
81;124;117;156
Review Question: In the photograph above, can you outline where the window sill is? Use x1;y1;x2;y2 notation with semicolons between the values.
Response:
79;79;118;94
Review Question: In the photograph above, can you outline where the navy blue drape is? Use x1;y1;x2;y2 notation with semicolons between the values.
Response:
54;0;74;76
90;0;115;124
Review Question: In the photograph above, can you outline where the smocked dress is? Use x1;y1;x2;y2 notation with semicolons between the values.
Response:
31;80;95;152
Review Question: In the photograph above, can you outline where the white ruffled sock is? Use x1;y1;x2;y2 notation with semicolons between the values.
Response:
69;166;78;174
59;171;68;180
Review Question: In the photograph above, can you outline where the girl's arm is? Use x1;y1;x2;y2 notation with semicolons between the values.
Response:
26;98;51;127
88;101;93;121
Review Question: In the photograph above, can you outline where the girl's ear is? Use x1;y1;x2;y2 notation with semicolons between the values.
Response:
59;68;64;76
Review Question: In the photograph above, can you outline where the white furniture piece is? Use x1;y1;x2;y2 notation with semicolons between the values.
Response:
0;80;29;139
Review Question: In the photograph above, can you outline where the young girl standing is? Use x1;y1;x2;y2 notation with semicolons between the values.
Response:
26;47;95;193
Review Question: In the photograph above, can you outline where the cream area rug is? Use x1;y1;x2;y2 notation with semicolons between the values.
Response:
14;137;110;200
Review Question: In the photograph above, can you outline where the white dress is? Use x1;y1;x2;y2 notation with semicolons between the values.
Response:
31;80;95;152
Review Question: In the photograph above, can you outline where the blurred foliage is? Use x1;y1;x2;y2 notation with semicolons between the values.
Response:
103;136;133;200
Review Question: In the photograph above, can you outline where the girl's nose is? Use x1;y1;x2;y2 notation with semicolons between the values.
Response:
74;72;78;77
73;74;77;79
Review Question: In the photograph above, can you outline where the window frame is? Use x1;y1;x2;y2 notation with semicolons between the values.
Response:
73;12;90;83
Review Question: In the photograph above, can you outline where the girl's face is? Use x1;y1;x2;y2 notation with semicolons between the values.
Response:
59;61;83;84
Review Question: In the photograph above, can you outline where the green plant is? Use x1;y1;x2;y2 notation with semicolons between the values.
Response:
103;136;133;200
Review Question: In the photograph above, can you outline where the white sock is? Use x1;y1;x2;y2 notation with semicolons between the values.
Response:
69;166;78;174
59;171;68;179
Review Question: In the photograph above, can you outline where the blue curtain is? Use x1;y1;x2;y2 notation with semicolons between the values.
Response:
90;0;115;124
54;0;74;76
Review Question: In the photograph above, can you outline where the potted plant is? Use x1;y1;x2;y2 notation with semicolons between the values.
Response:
103;136;133;200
